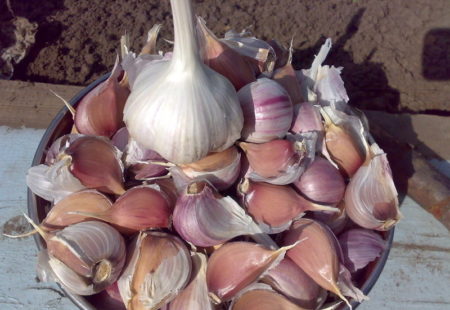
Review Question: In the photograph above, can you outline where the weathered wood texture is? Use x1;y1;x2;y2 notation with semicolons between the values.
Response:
1;127;449;309
0;80;82;129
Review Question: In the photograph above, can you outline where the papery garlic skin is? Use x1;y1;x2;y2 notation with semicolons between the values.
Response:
238;78;293;143
345;143;401;231
124;0;243;164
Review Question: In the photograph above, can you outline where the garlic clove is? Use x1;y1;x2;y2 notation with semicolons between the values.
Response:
70;184;172;233
41;190;112;231
310;200;348;235
293;157;346;205
111;127;129;152
338;228;386;273
239;179;338;233
139;24;162;55
290;102;324;134
65;135;126;195
91;282;127;310
124;0;244;164
238;78;293;143
197;17;256;90
124;137;168;180
230;283;307;310
26;158;86;203
44;221;126;295
166;252;214;310
171;146;241;191
206;241;295;301
267;39;289;70
222;29;276;74
239;139;297;179
345;143;401;231
74;56;130;138
117;232;191;309
283;218;349;306
321;106;368;177
262;257;326;310
272;45;304;104
45;133;83;165
173;180;275;248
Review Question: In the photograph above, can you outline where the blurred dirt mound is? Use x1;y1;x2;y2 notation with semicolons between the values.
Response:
3;0;450;113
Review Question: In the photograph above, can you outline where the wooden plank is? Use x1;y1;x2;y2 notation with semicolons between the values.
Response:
0;80;83;129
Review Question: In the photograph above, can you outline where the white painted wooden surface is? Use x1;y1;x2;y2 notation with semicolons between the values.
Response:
0;126;449;310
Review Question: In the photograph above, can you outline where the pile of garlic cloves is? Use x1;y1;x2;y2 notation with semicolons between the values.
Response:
21;0;402;309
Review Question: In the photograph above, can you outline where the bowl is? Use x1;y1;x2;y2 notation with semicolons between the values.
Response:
27;74;395;310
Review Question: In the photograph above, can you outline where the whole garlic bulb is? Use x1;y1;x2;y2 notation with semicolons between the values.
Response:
123;0;243;164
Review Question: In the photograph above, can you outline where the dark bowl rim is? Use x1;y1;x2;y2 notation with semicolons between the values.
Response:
27;73;395;310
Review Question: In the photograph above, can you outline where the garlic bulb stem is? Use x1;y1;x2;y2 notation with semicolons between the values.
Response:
170;0;199;68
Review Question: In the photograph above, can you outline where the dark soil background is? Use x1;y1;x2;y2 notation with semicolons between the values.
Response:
2;0;450;113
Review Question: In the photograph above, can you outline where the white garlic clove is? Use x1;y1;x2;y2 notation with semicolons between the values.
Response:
238;78;293;143
166;252;214;310
173;180;275;248
345;143;401;231
117;231;191;309
45;221;126;295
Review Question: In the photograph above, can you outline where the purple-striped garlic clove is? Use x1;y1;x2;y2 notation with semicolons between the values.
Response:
65;135;126;195
238;78;293;143
238;139;307;185
39;221;126;295
206;241;296;302
118;232;191;309
283;218;350;306
345;143;401;231
91;282;126;310
173;180;275;248
172;146;241;191
290;102;324;134
293;157;346;205
70;184;172;234
74;56;130;138
166;252;214;310
338;228;386;273
239;178;338;233
262;257;326;309
230;283;307;310
197;17;256;90
321;106;368;177
111;127;129;152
